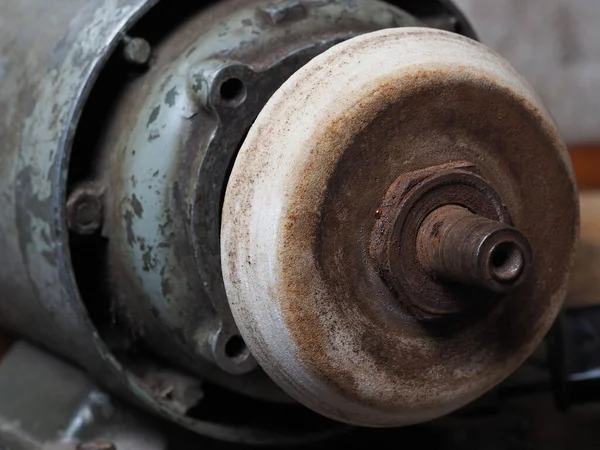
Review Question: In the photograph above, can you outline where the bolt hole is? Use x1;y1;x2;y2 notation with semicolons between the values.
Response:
224;334;248;360
489;241;524;282
219;78;246;105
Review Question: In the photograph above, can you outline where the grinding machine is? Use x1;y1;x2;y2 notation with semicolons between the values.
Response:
0;0;579;445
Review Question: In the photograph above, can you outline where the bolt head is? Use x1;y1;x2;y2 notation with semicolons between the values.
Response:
123;37;151;65
66;187;103;235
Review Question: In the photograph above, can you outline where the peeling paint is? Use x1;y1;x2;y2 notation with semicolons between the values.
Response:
165;87;179;107
147;105;160;127
142;246;155;271
131;194;144;218
124;210;136;246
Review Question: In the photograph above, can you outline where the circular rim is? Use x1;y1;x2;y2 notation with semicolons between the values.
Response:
222;28;578;426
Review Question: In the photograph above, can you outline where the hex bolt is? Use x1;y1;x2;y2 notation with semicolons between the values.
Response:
123;36;151;65
66;186;104;235
76;442;116;450
416;205;532;293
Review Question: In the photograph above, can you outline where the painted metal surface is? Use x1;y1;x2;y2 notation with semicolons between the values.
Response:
0;0;492;442
222;28;579;426
99;0;423;401
0;0;307;443
0;0;158;406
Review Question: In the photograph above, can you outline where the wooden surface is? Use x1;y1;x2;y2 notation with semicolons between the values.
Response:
571;145;600;189
567;190;600;308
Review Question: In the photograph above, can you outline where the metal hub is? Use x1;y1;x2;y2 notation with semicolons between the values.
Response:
371;161;532;316
417;205;530;289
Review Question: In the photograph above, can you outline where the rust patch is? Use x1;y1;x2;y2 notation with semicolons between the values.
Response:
226;36;577;423
369;162;515;316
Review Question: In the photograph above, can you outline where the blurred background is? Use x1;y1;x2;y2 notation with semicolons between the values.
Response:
453;2;600;448
456;0;600;146
451;0;600;307
2;1;600;449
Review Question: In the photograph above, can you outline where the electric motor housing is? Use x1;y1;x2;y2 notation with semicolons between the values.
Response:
0;0;577;444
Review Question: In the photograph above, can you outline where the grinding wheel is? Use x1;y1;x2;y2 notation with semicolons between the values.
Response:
221;28;578;426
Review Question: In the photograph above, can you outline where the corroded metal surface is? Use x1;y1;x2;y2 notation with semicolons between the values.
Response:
369;161;514;315
416;205;530;292
66;183;105;235
222;28;579;426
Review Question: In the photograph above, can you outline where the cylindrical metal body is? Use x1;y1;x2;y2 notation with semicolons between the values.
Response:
0;0;157;405
417;205;531;292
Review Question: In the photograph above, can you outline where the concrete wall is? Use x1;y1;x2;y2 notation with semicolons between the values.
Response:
454;0;600;144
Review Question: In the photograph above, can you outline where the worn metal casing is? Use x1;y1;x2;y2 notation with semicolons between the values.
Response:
0;0;477;443
0;0;157;401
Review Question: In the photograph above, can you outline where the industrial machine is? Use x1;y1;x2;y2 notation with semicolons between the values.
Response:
0;0;581;448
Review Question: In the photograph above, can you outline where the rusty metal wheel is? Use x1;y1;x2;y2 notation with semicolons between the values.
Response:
222;28;578;427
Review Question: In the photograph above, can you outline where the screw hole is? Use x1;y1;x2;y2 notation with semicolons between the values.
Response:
224;334;248;359
489;241;524;282
219;78;246;105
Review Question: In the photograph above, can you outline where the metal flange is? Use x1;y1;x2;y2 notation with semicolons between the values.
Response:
222;28;579;426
